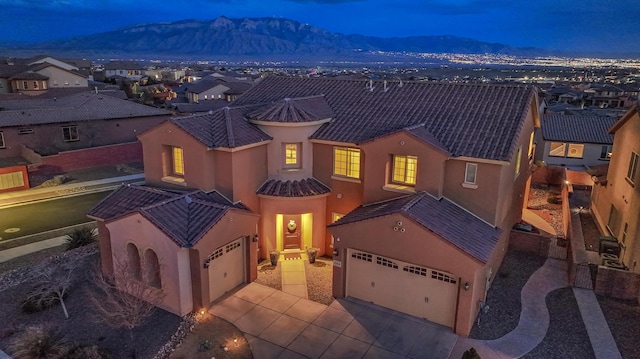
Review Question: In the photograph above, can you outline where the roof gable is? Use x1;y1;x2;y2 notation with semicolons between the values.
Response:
330;192;501;263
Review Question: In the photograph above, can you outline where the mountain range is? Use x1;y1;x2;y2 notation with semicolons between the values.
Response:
17;16;547;61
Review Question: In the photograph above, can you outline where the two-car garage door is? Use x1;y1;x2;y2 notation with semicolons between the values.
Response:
346;249;458;328
208;237;245;302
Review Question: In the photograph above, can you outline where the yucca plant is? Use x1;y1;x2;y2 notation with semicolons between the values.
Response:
66;227;97;250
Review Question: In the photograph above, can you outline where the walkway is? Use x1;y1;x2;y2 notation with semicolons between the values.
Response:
280;252;309;299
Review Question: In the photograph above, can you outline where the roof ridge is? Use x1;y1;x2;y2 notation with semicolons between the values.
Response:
224;107;235;148
400;192;428;212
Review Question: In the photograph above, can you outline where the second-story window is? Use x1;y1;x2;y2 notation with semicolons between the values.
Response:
172;146;184;176
392;155;417;185
600;145;612;160
283;143;301;169
62;126;79;142
334;147;360;179
464;163;478;184
626;151;639;185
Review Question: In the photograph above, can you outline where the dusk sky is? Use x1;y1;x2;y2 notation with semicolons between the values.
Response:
2;0;639;54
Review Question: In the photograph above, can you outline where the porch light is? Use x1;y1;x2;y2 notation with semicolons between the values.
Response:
252;234;259;242
333;249;339;257
464;282;470;290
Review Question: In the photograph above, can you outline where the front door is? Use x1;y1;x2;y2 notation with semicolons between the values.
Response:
282;214;301;250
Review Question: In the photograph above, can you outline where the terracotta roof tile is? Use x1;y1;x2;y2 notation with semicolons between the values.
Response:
542;114;616;144
233;77;536;161
248;95;333;123
88;185;252;247
330;192;501;263
171;106;272;148
257;178;331;197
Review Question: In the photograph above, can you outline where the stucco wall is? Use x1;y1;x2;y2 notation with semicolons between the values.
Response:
106;213;193;316
0;165;29;192
542;141;611;168
360;132;448;204
28;142;142;175
329;213;484;336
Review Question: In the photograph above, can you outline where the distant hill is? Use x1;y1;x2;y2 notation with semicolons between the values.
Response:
26;16;545;59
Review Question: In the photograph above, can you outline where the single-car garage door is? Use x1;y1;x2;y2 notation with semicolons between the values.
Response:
208;237;245;302
346;249;458;328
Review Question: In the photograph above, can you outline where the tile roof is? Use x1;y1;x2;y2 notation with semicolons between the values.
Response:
9;72;49;80
248;95;333;123
0;92;170;127
171;106;272;148
541;114;616;144
329;192;501;263
256;178;331;197
233;77;536;162
88;185;252;247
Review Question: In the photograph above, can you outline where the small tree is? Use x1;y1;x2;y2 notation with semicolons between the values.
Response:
87;257;165;356
22;263;75;319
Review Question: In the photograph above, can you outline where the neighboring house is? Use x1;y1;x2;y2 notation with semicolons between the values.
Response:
591;105;640;272
536;114;616;168
104;61;145;80
0;92;171;192
0;55;89;94
181;78;252;103
92;77;540;336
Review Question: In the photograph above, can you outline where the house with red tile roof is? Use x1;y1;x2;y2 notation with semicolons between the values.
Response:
90;76;540;336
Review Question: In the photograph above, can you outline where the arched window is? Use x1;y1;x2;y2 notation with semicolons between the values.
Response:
144;249;162;289
126;243;142;281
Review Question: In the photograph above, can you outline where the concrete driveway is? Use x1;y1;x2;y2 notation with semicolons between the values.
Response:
211;283;457;359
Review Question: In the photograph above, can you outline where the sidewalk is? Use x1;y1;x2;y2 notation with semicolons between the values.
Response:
0;173;144;208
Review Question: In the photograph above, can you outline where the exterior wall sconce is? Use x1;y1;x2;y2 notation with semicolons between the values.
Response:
333;249;339;257
464;282;470;291
203;259;210;269
252;234;259;242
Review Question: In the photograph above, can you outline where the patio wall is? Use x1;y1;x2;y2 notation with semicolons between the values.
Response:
595;266;640;302
509;229;551;257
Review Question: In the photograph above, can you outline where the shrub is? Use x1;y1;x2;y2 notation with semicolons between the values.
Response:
11;325;68;359
67;344;111;359
21;285;67;313
66;227;97;250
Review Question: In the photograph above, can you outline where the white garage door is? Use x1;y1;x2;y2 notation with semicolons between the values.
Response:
346;249;458;328
208;237;245;302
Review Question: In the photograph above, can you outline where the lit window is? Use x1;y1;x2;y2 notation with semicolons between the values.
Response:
33;81;39;89
393;155;417;185
600;145;612;160
333;147;360;179
465;163;477;184
549;142;566;157
567;144;584;158
528;131;535;158
22;81;28;89
626;152;638;184
0;132;4;149
173;146;184;176
62;126;79;142
514;146;522;179
283;143;300;169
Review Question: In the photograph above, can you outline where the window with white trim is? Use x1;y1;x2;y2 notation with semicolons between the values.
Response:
566;144;584;158
464;163;477;184
333;147;360;179
626;152;639;185
392;155;417;185
62;125;79;142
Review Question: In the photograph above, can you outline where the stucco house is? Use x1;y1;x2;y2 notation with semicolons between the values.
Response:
0;55;89;94
0;92;171;192
91;77;540;336
591;106;640;272
535;114;616;168
104;61;145;80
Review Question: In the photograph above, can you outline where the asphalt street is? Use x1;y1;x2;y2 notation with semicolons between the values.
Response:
0;191;111;241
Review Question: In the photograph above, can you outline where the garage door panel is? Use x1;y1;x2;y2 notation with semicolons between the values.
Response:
346;249;457;328
208;238;244;301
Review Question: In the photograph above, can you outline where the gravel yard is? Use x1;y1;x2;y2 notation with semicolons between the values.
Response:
0;245;184;359
469;250;546;340
254;259;282;291
523;288;595;359
304;256;334;305
597;296;640;359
